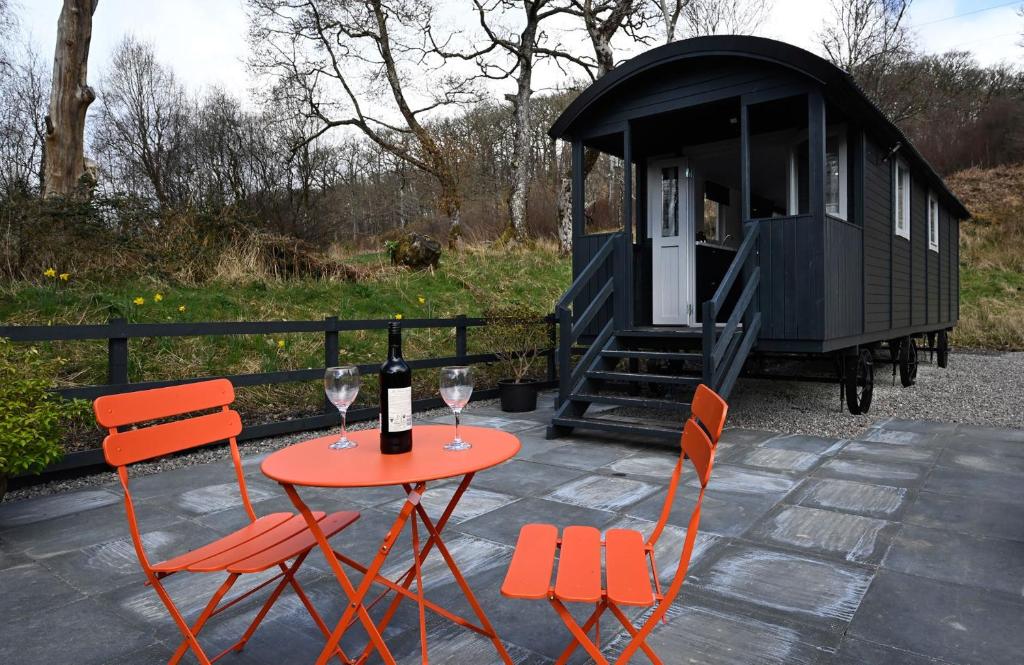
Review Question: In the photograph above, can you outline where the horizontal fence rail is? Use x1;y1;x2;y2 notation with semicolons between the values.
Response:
1;314;557;480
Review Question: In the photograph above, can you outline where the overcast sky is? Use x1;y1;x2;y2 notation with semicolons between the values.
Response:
16;0;1024;107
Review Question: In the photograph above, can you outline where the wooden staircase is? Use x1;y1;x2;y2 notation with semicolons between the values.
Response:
550;226;761;442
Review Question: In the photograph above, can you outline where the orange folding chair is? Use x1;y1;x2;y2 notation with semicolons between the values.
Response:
501;384;728;664
94;379;360;665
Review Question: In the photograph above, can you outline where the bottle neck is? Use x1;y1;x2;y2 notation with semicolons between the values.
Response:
388;330;403;359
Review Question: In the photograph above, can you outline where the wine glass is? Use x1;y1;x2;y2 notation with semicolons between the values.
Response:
440;366;473;451
324;366;360;450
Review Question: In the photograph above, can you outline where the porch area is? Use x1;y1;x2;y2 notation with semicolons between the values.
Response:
2;392;1022;664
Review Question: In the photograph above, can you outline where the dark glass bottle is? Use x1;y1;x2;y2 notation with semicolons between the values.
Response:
379;322;413;454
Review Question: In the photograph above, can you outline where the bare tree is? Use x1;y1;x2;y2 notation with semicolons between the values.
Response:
91;36;191;205
679;0;770;37
652;0;688;43
0;42;50;197
248;0;480;247
43;0;99;198
0;0;16;73
554;0;646;254
819;0;916;119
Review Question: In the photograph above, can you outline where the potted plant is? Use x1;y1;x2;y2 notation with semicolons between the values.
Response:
0;339;88;501
479;304;549;412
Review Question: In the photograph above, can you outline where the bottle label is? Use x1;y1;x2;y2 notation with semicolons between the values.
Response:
386;387;412;432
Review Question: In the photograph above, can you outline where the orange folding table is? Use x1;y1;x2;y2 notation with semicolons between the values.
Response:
261;424;520;665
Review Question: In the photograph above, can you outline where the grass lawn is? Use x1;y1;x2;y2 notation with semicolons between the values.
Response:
954;266;1024;350
1;244;570;447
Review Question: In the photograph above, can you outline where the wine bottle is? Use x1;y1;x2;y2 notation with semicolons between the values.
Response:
379;322;413;454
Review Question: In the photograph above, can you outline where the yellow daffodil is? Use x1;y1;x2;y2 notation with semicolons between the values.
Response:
133;297;145;306
178;305;186;312
277;339;286;348
43;268;56;277
417;295;425;304
59;273;70;281
154;293;163;302
395;313;403;320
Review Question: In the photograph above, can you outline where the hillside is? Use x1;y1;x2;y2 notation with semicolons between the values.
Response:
947;164;1024;350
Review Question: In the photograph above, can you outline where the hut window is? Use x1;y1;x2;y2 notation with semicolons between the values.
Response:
894;159;910;240
928;194;940;252
661;167;679;236
825;132;848;220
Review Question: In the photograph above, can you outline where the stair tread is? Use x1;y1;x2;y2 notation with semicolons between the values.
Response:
586;370;700;384
551;415;681;440
571;392;691;410
601;350;702;360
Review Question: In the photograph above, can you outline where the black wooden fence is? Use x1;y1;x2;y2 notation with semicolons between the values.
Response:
1;315;557;477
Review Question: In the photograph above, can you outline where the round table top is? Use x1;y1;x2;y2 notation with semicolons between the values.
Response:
260;425;521;488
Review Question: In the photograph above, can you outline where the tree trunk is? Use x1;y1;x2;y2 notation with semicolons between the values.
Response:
507;17;539;244
43;0;99;199
556;148;599;256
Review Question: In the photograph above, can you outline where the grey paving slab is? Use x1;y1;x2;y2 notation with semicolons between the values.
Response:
839;440;941;464
173;481;278;516
953;423;1024;443
428;413;542;433
388;611;551;665
748;505;897;565
758;433;847;456
0;596;152;665
472;459;586;497
718;428;779;446
0;488;120;529
603;514;721;584
936;448;1024;475
380;484;517;525
687;464;799;497
380;533;513;591
529;440;636;471
605;601;830;665
690;544;873;628
0;561;85;615
733;447;824;474
946;434;1024;459
922;465;1024;504
627;486;781;537
814;458;929;489
458;497;617;546
850;570;1024;665
903;490;1024;542
883;524;1024;596
874;418;959;435
827;637;952;665
544;474;661;512
602;451;679;479
856;429;944;447
788;478;910;520
509;432;574;461
40;518;226;595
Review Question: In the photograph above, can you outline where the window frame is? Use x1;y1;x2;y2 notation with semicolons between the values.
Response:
702;195;721;242
927;193;940;253
893;159;911;240
824;130;848;220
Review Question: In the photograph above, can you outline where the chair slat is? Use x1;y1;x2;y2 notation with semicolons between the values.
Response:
229;511;360;574
502;523;559;600
554;526;602;603
605;529;654;606
103;409;242;466
690;384;728;444
94;379;235;428
682;418;715;487
152;513;293;573
189;513;325;572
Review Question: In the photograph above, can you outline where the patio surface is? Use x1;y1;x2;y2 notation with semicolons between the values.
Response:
1;394;1023;664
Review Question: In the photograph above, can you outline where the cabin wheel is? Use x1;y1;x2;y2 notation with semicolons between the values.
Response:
845;348;874;415
936;329;949;369
899;337;918;387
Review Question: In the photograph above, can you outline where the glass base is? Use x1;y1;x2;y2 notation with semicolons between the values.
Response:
329;436;357;450
444;439;471;451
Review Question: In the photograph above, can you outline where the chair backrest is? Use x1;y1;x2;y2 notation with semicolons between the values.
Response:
94;379;242;467
681;417;715;487
690;384;728;445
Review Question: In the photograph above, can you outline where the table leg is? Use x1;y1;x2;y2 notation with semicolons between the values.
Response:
282;482;423;665
352;474;513;665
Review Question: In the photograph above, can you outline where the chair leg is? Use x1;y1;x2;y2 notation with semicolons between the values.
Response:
607;602;663;665
550;598;610;665
165;573;240;665
554;600;607;665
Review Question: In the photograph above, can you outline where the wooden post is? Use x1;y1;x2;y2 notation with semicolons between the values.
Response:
324;316;339;413
546;314;557;383
455;314;468;363
739;102;751;222
107;317;129;385
571;140;585;238
621;123;634;330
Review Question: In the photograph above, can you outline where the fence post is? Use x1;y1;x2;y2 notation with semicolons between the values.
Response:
324;316;339;414
107;317;129;385
546;314;557;383
455;314;468;363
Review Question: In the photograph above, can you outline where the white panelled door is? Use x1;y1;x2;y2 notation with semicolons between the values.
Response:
649;158;695;325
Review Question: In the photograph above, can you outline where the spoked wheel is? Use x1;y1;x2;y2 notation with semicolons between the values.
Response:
845;348;874;415
899;337;919;387
936;329;950;368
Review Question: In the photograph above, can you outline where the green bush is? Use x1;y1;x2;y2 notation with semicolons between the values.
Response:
478;304;550;383
0;339;90;489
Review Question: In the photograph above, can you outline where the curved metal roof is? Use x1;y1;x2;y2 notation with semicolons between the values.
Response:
551;35;969;218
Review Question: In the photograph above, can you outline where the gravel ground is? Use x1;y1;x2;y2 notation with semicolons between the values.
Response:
3;401;493;503
5;349;1023;503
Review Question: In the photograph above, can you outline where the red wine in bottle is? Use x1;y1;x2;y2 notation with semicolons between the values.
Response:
379;322;413;454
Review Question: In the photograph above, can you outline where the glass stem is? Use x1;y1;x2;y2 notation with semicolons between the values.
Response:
340;408;348;441
454;408;462;442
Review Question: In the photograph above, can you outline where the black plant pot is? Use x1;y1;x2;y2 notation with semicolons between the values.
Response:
498;379;539;412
